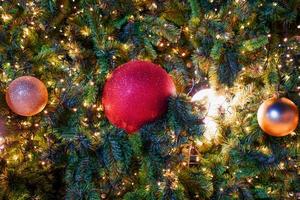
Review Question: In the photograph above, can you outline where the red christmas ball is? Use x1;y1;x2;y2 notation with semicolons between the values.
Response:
6;76;48;116
102;60;176;133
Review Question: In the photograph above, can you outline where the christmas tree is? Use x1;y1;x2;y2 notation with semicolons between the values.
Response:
0;0;299;199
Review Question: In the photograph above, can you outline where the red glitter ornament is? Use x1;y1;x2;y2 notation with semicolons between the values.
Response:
6;76;48;116
102;60;176;133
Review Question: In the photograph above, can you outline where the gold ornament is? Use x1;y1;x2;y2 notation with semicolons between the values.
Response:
257;97;299;137
6;76;48;116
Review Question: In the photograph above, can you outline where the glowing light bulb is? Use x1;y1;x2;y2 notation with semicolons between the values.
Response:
192;88;229;140
195;139;203;146
2;14;12;22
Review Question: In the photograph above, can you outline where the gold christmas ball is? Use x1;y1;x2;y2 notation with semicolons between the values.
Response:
6;76;48;116
257;97;299;137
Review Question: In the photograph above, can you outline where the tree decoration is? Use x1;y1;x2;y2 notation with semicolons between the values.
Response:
181;144;201;167
257;97;299;137
0;0;299;199
102;60;176;133
6;76;48;116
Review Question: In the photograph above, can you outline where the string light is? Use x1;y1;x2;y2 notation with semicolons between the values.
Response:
12;155;18;161
195;139;203;146
245;127;251;133
1;13;12;22
279;162;285;169
150;2;157;10
290;132;296;136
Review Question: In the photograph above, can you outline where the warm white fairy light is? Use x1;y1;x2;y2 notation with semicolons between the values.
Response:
1;13;12;22
195;139;203;146
192;88;229;140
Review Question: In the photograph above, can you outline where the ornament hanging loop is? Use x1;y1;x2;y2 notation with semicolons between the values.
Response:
274;85;286;99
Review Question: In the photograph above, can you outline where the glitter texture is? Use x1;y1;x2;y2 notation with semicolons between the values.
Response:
6;76;48;116
102;60;176;133
257;97;299;137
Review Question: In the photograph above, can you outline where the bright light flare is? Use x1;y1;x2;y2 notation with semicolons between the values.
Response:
192;88;229;140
